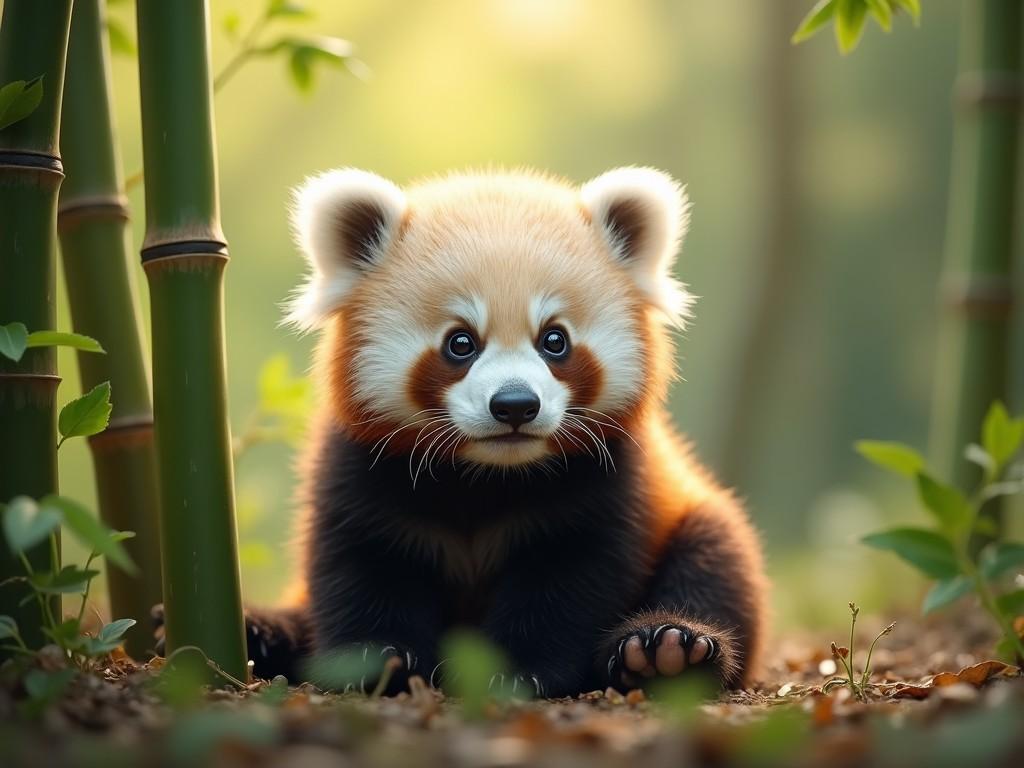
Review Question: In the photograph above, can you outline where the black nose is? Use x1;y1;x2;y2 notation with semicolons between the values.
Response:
489;386;540;428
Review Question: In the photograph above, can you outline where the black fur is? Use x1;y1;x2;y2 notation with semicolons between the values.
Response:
240;424;760;696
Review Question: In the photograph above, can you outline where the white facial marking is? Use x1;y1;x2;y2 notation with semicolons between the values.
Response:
448;295;489;335
446;341;569;467
351;303;433;419
575;297;643;412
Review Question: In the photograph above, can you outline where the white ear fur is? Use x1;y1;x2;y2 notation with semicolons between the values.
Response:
580;167;692;326
284;168;407;331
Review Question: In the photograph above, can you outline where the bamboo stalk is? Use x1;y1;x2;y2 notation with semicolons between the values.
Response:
0;0;75;651
135;0;247;681
931;1;1021;502
58;0;163;657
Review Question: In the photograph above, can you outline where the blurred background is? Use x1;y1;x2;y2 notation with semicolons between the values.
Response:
49;0;1022;634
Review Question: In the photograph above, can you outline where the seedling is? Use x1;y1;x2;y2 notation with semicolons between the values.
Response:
822;602;895;700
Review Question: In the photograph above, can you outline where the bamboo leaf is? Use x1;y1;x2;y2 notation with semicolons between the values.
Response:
855;440;926;477
981;542;1024;580
58;381;112;442
834;0;868;54
0;321;28;362
916;474;972;532
40;495;137;575
892;0;921;24
0;75;43;131
865;0;892;31
106;18;136;56
792;0;838;44
267;0;313;19
26;330;105;354
982;401;1024;470
922;576;972;615
981;480;1024;503
2;496;61;555
0;615;18;640
862;527;960;579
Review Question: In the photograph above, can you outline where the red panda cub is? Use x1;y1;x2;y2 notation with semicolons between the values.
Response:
246;167;768;697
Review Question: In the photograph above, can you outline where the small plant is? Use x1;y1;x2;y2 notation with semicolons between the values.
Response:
1;322;137;673
792;0;920;55
857;401;1024;662
233;354;313;460
0;494;138;667
822;602;895;700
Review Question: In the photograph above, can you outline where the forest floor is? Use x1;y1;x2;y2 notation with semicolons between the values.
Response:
1;611;1022;768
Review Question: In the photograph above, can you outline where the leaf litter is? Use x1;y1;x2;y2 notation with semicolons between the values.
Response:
1;610;1022;767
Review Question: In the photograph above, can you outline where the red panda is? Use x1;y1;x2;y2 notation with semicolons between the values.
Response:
240;167;767;697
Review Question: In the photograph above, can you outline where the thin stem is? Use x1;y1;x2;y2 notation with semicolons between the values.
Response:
847;608;858;696
76;551;98;626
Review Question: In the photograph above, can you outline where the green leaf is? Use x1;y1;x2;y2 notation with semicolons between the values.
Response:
0;321;28;362
0;615;18;640
26;330;105;354
981;542;1024;580
440;630;512;718
41;495;137;575
855;440;926;477
982;401;1024;470
2;496;61;555
110;530;137;543
29;565;100;595
23;668;75;703
58;381;112;442
916;474;972;532
0;76;43;131
834;0;869;54
0;81;25;122
792;0;838;44
862;527;960;579
892;0;921;24
922;576;973;615
267;0;313;19
981;480;1024;503
996;589;1024;617
255;35;353;92
42;618;84;649
965;443;997;478
105;18;136;56
223;11;242;39
866;0;892;31
98;618;136;645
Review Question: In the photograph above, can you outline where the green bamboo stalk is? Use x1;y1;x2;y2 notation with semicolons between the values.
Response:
57;0;163;658
931;1;1021;503
135;0;247;681
0;0;75;650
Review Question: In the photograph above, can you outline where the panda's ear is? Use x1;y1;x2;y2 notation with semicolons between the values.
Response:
581;167;691;325
285;169;407;330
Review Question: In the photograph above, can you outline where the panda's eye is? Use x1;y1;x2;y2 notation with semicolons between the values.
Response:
540;328;569;358
445;330;477;360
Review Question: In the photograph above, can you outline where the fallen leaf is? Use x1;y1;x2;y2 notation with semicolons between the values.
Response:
886;660;1020;699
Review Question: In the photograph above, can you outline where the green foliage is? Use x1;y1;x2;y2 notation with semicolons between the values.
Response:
0;494;137;667
213;0;364;94
0;322;105;363
858;401;1024;660
0;76;43;131
792;0;920;55
441;629;514;718
233;355;313;459
57;381;112;448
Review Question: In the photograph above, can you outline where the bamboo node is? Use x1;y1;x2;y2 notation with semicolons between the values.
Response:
0;150;64;176
954;71;1023;111
140;238;229;263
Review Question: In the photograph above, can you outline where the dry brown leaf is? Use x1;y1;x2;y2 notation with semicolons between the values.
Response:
886;660;1020;699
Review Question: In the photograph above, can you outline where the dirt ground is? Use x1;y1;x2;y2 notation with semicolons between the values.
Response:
1;611;1022;768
